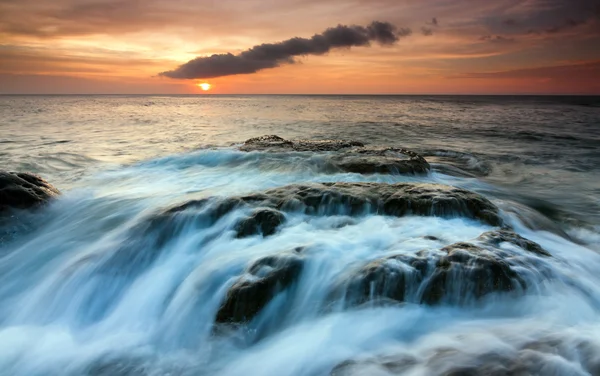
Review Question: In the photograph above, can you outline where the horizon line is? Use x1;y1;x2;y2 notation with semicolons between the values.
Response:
1;93;599;96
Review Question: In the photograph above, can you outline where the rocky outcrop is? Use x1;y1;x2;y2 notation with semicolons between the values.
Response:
331;230;550;306
239;135;430;175
216;250;304;323
329;148;430;175
235;208;286;238
158;183;503;227
214;231;550;324
239;183;502;226
0;171;60;213
239;135;364;152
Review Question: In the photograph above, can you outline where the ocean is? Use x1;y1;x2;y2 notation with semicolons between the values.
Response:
1;94;600;375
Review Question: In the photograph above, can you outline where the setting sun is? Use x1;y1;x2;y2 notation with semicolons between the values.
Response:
197;82;211;91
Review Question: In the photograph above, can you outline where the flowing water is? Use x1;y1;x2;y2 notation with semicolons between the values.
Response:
0;95;600;375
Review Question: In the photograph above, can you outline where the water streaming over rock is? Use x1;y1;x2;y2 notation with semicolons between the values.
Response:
0;95;599;375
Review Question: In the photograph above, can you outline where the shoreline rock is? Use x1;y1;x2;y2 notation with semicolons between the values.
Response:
213;230;550;324
163;183;503;228
0;171;60;213
332;230;550;307
216;249;304;324
239;135;431;175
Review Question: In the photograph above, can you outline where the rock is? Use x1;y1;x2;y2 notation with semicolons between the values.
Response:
422;241;524;304
0;171;60;213
476;229;551;257
329;148;430;175
332;335;600;375
331;355;418;376
235;208;286;238
86;358;149;376
239;135;430;175
240;135;364;152
332;230;550;307
159;183;503;227
241;183;503;227
216;250;304;323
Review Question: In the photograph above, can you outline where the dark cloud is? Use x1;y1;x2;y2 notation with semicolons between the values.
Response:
422;27;434;36
479;35;516;44
160;21;410;79
452;60;600;80
545;18;587;34
482;0;600;37
431;17;439;26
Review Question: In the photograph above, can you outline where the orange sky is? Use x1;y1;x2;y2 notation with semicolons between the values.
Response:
1;0;599;94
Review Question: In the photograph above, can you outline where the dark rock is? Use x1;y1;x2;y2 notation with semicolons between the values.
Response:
422;241;524;304
0;171;60;212
332;230;550;307
160;183;503;227
476;229;551;257
239;135;429;175
235;208;285;238
240;135;364;152
216;251;304;323
330;148;430;175
244;183;503;227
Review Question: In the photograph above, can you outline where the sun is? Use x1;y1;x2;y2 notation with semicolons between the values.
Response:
197;82;211;91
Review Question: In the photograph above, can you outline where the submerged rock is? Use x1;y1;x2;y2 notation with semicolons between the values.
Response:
216;250;304;323
235;208;286;238
332;230;550;306
332;355;418;376
0;171;60;213
331;334;600;376
330;147;430;175
239;135;430;175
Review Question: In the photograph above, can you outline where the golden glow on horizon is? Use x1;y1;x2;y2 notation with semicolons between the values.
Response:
197;82;211;91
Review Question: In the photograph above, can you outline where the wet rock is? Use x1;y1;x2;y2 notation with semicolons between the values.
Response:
240;135;364;152
242;183;503;227
423;149;491;178
161;183;503;227
239;135;429;175
330;148;430;175
331;355;418;375
86;358;149;376
332;335;600;376
216;250;304;323
333;230;550;306
235;208;285;238
0;171;60;213
476;229;551;257
498;201;574;241
422;241;524;304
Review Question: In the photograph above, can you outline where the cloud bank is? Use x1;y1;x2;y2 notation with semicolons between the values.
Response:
159;21;410;79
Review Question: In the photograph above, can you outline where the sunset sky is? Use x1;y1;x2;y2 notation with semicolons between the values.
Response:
1;0;599;94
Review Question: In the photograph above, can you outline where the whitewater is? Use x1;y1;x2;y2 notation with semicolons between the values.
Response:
1;95;599;376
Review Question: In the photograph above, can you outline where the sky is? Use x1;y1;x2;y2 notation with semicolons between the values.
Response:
1;0;599;94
